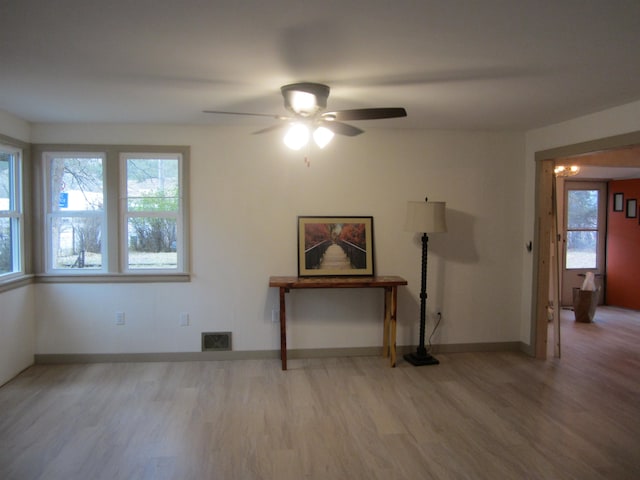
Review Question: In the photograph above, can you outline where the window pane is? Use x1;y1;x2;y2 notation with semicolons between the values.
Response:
566;230;597;269
0;218;14;274
127;158;179;212
51;216;102;269
1;148;21;276
127;217;177;269
567;190;598;229
50;156;103;212
0;154;10;210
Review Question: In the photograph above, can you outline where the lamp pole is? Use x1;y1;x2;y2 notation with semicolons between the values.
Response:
403;197;444;366
404;232;439;365
417;232;429;357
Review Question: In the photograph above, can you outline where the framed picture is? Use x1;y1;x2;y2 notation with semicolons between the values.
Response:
613;192;624;212
626;198;637;218
298;216;375;277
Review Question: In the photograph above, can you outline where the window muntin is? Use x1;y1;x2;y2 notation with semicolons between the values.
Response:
45;154;106;271
122;153;182;271
0;146;23;277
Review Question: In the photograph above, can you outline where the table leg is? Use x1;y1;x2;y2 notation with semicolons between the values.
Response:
279;287;288;370
390;286;398;367
383;287;391;358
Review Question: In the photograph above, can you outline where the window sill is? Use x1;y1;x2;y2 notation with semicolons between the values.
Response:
0;274;35;293
35;273;191;284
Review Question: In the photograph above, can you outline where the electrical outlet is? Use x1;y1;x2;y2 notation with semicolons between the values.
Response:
115;311;125;326
179;312;189;326
271;308;279;323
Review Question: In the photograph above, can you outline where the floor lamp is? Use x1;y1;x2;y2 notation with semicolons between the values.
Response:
403;197;447;366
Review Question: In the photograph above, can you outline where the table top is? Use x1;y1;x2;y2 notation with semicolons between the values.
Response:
269;275;407;289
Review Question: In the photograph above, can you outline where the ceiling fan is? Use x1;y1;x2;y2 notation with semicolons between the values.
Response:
203;82;407;150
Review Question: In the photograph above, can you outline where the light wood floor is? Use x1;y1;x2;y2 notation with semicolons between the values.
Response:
1;307;639;480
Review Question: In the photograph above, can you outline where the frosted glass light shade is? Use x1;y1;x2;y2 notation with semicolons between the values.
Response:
313;126;334;148
283;123;310;150
404;200;447;233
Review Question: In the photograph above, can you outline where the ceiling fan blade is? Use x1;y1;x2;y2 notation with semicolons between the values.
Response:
322;108;407;121
321;120;364;137
252;123;288;135
203;110;289;120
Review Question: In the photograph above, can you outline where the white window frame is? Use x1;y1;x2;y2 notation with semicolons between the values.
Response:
120;152;184;273
43;152;108;274
38;145;189;281
0;145;24;280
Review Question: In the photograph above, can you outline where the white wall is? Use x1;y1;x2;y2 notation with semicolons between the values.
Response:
520;100;640;342
0;110;30;143
4;98;638;377
0;110;34;385
29;123;526;355
0;285;35;385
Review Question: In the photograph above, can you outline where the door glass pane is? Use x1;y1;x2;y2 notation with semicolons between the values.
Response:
567;190;598;228
566;231;597;269
566;189;599;269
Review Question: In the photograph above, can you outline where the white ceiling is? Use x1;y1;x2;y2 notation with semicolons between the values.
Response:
574;166;640;180
2;0;640;131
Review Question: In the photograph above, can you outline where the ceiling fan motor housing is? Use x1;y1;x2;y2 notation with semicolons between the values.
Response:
281;82;330;116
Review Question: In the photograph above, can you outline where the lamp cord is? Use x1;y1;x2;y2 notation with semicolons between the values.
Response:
427;311;442;353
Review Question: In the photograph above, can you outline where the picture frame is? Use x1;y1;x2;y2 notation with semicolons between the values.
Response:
626;198;637;218
297;216;375;277
613;192;624;212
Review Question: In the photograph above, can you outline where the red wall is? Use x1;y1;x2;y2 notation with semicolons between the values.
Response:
607;179;640;310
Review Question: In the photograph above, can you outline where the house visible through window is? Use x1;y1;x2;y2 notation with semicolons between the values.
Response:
0;145;23;278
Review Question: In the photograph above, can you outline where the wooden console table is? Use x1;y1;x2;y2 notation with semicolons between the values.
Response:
269;276;408;370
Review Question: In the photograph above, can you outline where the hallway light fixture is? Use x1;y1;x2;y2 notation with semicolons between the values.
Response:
554;165;580;177
403;197;447;366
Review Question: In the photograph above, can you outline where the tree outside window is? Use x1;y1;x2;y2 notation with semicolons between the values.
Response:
124;155;181;270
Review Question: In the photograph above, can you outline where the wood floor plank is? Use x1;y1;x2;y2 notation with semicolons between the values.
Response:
1;307;639;479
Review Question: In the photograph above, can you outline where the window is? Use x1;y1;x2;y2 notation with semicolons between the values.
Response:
565;189;599;269
44;153;105;271
122;153;183;271
0;145;23;278
41;146;188;278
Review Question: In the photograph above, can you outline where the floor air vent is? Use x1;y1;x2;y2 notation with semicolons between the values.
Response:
202;332;232;351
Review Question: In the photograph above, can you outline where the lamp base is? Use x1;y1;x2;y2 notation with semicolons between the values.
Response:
403;351;440;366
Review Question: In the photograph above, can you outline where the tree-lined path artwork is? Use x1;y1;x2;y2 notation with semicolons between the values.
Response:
319;243;352;269
298;216;375;276
304;222;367;269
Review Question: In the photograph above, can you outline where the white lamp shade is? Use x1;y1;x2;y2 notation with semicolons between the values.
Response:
404;200;447;233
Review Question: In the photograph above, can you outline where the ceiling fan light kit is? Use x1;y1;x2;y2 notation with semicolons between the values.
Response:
204;82;407;154
281;82;329;116
283;123;310;150
313;126;335;148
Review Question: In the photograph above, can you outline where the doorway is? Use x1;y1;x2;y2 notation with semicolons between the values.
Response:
533;132;640;359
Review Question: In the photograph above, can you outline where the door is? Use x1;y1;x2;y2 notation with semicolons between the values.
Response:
561;181;607;306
